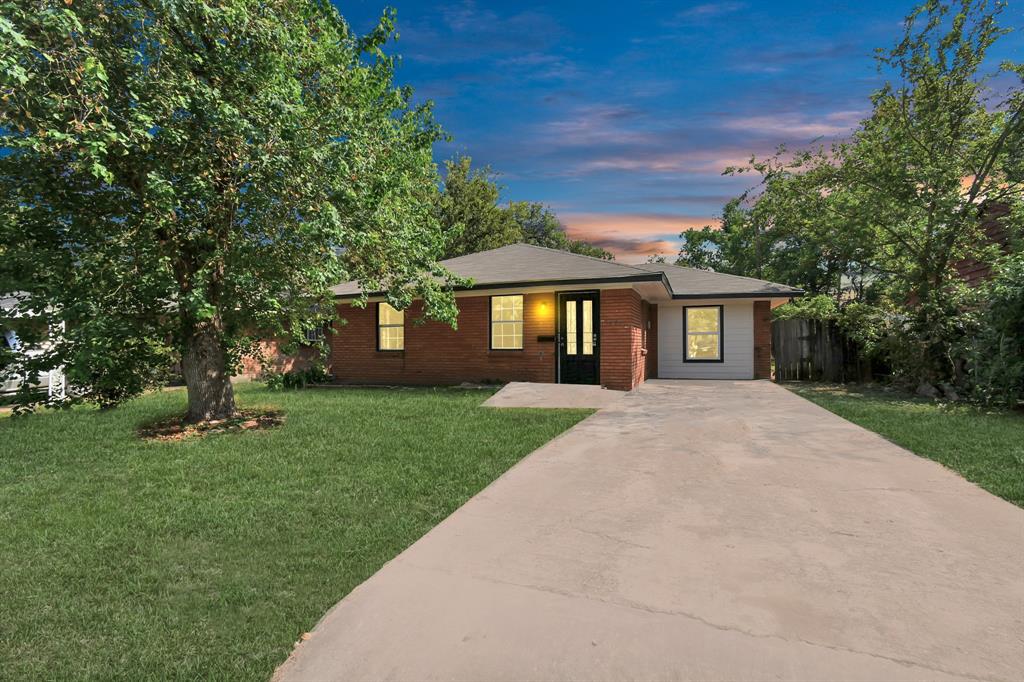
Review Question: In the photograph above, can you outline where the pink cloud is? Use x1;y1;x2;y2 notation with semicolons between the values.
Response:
722;110;863;138
560;212;717;262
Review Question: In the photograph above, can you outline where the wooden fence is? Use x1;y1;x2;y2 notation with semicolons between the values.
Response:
772;318;871;382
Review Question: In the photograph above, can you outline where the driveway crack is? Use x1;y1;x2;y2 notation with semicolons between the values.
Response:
405;561;1011;682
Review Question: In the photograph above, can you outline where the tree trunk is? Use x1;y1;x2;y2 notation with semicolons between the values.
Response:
181;325;236;423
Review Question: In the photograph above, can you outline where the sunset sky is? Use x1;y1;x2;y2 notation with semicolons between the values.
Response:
340;1;1022;261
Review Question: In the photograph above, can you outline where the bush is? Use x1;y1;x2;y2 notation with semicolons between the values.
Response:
962;253;1024;407
772;294;838;322
261;366;332;391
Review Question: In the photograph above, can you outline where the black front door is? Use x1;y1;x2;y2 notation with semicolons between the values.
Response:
558;292;599;384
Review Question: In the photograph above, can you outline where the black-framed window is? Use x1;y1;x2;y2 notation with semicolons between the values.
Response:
490;295;523;350
684;305;723;362
301;323;327;346
377;302;404;351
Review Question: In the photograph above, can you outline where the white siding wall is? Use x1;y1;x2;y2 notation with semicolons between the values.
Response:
658;299;754;379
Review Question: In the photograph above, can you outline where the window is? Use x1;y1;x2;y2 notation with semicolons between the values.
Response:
302;323;327;345
303;326;323;344
490;295;523;350
684;305;723;362
377;302;404;351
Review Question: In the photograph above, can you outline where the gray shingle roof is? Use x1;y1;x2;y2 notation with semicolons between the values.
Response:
331;244;662;296
634;263;803;298
331;244;802;299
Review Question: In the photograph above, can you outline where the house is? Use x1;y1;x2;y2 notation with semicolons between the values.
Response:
1;293;65;398
953;202;1014;287
328;244;803;391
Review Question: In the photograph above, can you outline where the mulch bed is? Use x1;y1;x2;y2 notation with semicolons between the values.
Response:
138;410;284;442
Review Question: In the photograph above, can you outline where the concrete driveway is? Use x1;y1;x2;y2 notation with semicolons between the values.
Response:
276;380;1024;682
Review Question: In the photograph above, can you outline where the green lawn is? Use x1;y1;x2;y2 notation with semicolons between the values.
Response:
787;383;1024;507
0;383;591;679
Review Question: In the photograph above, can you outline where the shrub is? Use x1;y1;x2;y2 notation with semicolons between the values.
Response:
261;366;332;391
961;253;1024;407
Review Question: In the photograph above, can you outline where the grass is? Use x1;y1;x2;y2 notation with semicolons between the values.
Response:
787;383;1024;507
0;383;591;680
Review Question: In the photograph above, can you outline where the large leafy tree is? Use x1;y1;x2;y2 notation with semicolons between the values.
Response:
678;157;877;298
437;155;612;259
0;0;457;421
436;155;521;258
683;0;1022;385
506;201;613;259
835;0;1022;380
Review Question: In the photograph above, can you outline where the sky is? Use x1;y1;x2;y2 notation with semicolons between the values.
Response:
337;1;1022;262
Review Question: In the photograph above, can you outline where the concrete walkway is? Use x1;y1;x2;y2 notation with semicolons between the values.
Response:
482;381;626;409
276;380;1024;682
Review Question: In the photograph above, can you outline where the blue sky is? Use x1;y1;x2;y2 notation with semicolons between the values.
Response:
338;1;1022;261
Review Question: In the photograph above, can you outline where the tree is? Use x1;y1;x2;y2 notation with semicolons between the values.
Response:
437;157;613;259
680;157;879;299
506;201;613;259
835;0;1022;381
437;156;521;258
1;1;457;420
689;0;1022;385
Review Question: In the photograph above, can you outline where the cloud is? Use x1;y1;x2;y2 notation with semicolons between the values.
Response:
721;110;863;139
619;193;737;207
537;105;651;147
496;52;580;81
553;147;759;177
399;1;562;65
560;212;716;261
728;42;866;73
672;2;748;21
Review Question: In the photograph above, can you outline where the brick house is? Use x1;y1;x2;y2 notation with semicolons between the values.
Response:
328;244;802;391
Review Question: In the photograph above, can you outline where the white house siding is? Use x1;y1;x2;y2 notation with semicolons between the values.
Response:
657;299;754;379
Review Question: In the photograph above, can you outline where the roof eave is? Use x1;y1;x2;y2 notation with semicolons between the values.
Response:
670;290;804;300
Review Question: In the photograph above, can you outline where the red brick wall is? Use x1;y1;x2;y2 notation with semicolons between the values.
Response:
600;289;646;391
753;300;771;379
329;292;556;385
239;337;317;377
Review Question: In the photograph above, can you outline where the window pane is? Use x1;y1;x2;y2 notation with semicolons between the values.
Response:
379;302;404;325
687;333;719;359
582;300;593;355
380;326;404;350
686;307;720;333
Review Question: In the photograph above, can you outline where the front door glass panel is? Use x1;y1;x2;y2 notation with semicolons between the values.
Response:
582;300;593;355
565;301;577;355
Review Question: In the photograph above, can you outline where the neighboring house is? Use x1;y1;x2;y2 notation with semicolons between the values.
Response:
328;244;802;391
953;202;1014;287
1;293;65;398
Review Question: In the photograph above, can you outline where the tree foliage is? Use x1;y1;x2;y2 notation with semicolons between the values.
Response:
437;155;612;259
1;0;458;420
682;0;1022;391
436;156;521;259
962;250;1024;405
505;201;613;259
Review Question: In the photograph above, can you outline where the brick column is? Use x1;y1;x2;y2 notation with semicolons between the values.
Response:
600;289;644;391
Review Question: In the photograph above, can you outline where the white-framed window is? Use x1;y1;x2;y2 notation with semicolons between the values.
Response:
377;302;404;351
490;295;523;350
684;305;723;362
